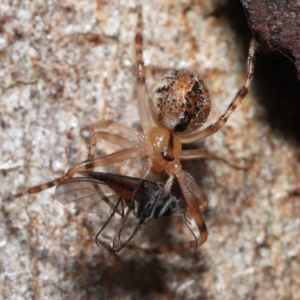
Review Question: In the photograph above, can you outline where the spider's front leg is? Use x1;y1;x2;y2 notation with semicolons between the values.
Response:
4;146;147;201
175;170;209;249
80;120;143;160
179;38;257;144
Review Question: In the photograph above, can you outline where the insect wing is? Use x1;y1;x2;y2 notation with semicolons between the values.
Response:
79;171;165;203
55;177;120;214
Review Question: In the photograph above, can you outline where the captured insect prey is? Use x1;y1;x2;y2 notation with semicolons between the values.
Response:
55;172;196;254
3;4;257;253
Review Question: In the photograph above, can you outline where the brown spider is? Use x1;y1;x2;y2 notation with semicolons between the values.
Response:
4;5;257;250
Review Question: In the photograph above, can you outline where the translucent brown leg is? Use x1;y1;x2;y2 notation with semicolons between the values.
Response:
135;4;153;133
184;171;209;211
81;120;142;141
163;169;208;246
180;38;257;144
163;174;175;195
176;170;208;249
83;122;144;201
180;149;210;160
181;148;252;170
4;147;146;201
87;131;136;160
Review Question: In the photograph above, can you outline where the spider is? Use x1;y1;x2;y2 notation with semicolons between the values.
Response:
4;5;257;251
56;172;195;254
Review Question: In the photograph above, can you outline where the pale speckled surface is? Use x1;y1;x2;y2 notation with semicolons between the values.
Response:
1;0;300;299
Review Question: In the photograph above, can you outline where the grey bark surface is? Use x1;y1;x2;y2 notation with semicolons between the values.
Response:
1;1;299;299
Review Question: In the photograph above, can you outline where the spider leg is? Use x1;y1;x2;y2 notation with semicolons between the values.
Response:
87;131;136;160
135;4;153;133
180;149;253;170
184;171;208;211
179;38;257;144
140;157;153;179
153;193;175;219
4;147;147;201
123;157;153;219
81;120;142;141
81;130;139;216
82;122;145;213
176;170;208;249
180;149;210;160
181;148;252;170
209;153;253;170
176;202;199;251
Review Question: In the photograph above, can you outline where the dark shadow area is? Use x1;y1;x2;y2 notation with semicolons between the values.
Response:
29;241;210;299
255;51;300;143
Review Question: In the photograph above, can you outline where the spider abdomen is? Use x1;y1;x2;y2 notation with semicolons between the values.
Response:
150;70;211;134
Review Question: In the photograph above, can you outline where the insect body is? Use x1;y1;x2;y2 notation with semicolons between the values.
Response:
56;172;194;253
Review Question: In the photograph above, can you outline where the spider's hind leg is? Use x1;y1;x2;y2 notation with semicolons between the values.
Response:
81;120;143;161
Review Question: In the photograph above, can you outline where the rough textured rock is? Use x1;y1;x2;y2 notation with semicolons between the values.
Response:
240;0;300;79
1;0;300;299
